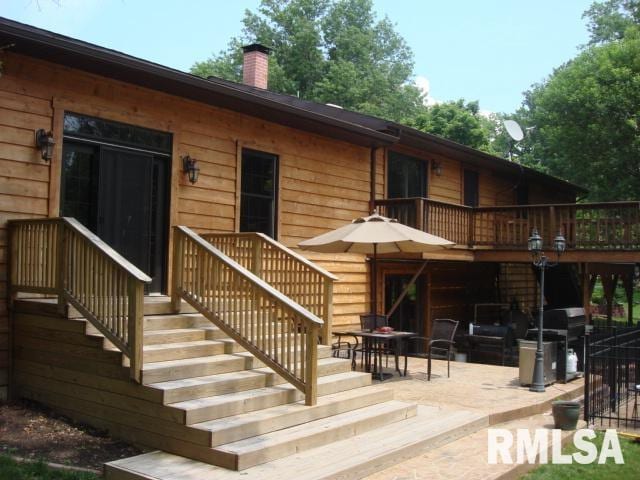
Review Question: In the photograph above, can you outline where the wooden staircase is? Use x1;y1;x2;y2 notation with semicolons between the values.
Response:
13;297;418;472
8;219;489;479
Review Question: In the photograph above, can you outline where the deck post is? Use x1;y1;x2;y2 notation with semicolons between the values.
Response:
321;277;333;345
305;323;319;406
56;222;67;316
252;236;263;277
549;206;557;245
128;277;144;383
171;229;183;313
582;263;592;325
622;271;634;326
415;198;425;231
468;208;475;247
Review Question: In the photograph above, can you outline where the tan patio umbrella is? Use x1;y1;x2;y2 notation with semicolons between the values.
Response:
298;212;455;314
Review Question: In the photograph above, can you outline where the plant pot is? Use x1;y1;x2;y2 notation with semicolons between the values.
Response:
552;401;581;430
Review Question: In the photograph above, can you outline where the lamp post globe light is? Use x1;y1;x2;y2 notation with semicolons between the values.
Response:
527;228;566;393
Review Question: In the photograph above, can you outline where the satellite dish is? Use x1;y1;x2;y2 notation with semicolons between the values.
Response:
503;119;524;142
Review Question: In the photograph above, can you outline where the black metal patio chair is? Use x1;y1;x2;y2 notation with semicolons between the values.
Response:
409;318;459;381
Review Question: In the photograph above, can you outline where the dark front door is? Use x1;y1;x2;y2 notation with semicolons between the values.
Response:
97;147;153;283
60;113;171;293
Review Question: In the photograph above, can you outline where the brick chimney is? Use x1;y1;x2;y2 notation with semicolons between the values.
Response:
242;43;271;89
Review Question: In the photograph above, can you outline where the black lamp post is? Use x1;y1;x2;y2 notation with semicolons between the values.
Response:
527;228;566;392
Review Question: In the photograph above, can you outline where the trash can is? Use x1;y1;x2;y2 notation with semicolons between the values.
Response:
519;340;557;386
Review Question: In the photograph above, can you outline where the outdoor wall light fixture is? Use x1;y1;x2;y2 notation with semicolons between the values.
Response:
431;161;443;177
35;129;55;162
182;155;200;184
527;228;566;393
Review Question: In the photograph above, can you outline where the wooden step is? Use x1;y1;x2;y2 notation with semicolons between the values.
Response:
143;313;208;331
191;385;394;447
213;400;417;470
230;347;332;368
216;338;330;357
104;406;487;480
143;297;197;316
150;358;362;404
251;356;351;378
143;340;226;363
143;328;207;345
172;371;374;425
141;355;248;384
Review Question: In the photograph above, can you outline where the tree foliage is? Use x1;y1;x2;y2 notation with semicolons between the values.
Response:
192;0;423;122
409;100;503;156
518;29;640;200
583;0;640;44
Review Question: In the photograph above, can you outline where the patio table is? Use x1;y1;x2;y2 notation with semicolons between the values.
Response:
344;330;416;380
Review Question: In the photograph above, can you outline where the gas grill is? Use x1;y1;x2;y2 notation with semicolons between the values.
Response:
527;307;586;383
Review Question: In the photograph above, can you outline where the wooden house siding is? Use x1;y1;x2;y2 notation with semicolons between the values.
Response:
0;51;593;400
0;53;376;398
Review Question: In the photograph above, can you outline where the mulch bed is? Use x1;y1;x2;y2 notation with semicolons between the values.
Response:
0;399;143;471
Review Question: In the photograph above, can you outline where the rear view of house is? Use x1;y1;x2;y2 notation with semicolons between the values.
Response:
0;16;638;478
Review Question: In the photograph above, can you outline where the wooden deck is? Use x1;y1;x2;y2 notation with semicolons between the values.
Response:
375;198;640;262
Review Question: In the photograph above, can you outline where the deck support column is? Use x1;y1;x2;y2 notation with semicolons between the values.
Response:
622;271;634;326
581;263;591;325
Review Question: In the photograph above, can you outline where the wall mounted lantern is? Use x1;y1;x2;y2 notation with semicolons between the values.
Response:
35;129;55;162
526;228;566;393
182;155;200;184
431;161;443;177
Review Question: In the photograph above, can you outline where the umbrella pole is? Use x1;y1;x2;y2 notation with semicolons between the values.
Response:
372;243;377;315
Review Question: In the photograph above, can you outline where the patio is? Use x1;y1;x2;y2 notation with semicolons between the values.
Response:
373;356;583;424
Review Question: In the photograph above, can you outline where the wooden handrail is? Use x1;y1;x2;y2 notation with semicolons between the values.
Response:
172;226;322;406
8;217;150;382
202;232;337;345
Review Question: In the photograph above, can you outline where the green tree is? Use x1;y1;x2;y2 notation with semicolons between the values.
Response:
191;0;423;122
410;100;503;156
583;0;640;44
517;27;640;201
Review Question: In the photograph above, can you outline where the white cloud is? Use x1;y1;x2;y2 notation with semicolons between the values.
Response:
414;75;438;106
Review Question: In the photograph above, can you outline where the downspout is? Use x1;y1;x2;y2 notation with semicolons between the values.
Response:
369;146;378;213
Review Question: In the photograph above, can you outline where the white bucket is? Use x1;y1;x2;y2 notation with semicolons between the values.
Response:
454;353;467;363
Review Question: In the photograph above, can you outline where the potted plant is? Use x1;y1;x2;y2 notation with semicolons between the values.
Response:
552;400;581;430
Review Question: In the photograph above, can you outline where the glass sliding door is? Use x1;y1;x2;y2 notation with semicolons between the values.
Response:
60;113;171;293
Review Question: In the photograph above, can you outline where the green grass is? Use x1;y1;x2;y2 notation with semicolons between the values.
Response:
592;282;640;323
523;432;640;479
0;454;99;480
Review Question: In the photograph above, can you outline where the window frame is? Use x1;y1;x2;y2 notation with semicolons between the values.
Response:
237;146;280;239
462;168;480;207
386;150;428;199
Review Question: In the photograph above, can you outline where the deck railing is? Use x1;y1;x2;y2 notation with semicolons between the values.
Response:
376;198;473;246
202;232;337;345
172;226;322;406
8;218;151;382
375;198;640;250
